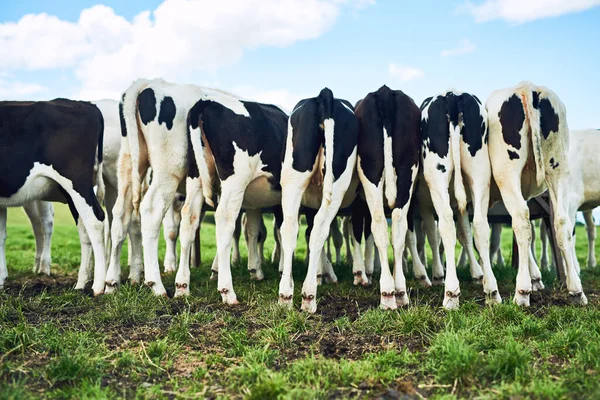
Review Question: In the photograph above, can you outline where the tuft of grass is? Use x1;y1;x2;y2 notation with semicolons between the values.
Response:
484;336;531;381
427;331;480;384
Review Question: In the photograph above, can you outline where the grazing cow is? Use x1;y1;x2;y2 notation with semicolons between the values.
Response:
277;88;358;311
420;90;501;308
486;81;586;306
354;85;423;309
0;99;106;294
177;90;288;301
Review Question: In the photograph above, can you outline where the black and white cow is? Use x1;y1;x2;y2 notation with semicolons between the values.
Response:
486;81;586;306
0;99;106;294
354;85;422;309
177;91;288;302
420;90;501;308
277;88;359;311
106;79;207;296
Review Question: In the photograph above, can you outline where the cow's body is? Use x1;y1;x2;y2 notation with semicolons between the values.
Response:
354;86;422;309
420;90;501;308
486;81;586;306
277;88;359;311
177;90;288;301
0;99;106;293
106;79;211;295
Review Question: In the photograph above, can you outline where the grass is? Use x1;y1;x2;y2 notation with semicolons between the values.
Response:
1;204;599;399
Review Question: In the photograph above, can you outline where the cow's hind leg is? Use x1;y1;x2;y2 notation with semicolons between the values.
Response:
24;201;54;276
163;197;182;273
244;209;265;281
176;177;204;296
456;213;484;283
583;210;596;268
139;174;179;296
546;176;587;305
232;213;242;265
215;175;252;305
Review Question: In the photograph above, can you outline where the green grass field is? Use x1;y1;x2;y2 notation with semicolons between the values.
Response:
1;204;599;399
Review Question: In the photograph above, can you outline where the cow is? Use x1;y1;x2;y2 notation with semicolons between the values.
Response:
106;79;207;295
353;85;423;309
486;81;586;306
176;90;288;302
0;99;106;294
276;88;358;311
420;90;501;309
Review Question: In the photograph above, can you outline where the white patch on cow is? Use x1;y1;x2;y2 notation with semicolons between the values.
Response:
202;88;250;118
323;118;335;204
383;128;397;208
340;102;354;114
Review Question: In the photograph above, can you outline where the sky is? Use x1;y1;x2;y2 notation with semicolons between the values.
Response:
0;0;599;128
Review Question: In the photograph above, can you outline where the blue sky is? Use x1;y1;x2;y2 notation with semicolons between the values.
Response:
1;0;599;128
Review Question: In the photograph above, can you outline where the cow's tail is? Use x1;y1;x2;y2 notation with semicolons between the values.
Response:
122;79;148;214
319;88;335;205
94;106;106;206
187;101;215;207
521;82;545;186
448;93;467;214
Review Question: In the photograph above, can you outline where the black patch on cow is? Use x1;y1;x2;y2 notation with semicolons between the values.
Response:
550;157;554;164
288;88;359;183
0;99;105;223
532;91;540;109
507;150;519;160
499;94;524;150
457;93;485;157
539;98;559;139
421;96;449;158
138;88;157;125
119;92;127;137
473;95;482;105
357;85;421;209
436;163;446;172
549;157;560;169
351;197;371;243
158;96;176;130
420;97;433;111
187;98;287;189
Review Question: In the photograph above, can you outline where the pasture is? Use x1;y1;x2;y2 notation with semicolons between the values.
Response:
1;205;599;399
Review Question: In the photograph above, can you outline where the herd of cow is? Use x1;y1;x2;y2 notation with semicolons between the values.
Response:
0;79;597;313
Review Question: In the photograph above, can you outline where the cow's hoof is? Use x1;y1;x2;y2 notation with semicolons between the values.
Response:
278;293;293;308
443;289;461;310
92;285;105;296
74;282;87;291
210;271;218;281
513;289;531;307
485;289;502;305
146;281;168;297
249;269;264;281
531;278;545;292
380;291;397;310
473;275;484;285
301;293;317;313
569;291;588;306
174;282;189;297
104;280;118;294
322;273;338;284
353;272;369;286
416;275;432;288
219;288;239;305
396;291;410;307
163;263;177;274
432;276;444;286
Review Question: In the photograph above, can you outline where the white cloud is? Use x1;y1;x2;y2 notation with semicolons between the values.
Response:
463;0;600;23
0;0;372;100
0;78;47;99
441;38;476;57
388;64;425;82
